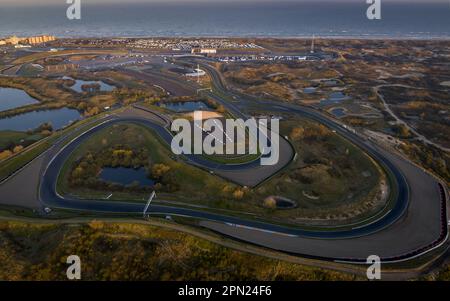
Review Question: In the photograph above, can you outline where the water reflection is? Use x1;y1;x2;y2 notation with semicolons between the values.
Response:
0;108;82;131
99;167;155;187
0;87;39;112
63;76;115;93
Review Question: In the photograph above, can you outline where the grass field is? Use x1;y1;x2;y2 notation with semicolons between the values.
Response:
0;112;110;182
0;141;51;181
57;122;240;206
0;131;30;150
0;220;356;281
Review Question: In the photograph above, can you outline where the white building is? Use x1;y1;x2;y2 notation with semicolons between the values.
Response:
186;68;206;77
191;48;217;54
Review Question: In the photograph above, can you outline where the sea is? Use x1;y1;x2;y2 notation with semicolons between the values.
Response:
0;1;450;39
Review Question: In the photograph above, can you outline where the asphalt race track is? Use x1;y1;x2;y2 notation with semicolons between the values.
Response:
0;59;447;263
40;114;405;240
35;108;447;262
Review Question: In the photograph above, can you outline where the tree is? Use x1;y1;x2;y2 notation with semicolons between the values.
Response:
13;145;24;153
0;150;13;160
84;106;100;117
290;127;305;140
41;130;52;137
232;189;244;200
152;164;171;178
217;105;226;114
71;166;85;181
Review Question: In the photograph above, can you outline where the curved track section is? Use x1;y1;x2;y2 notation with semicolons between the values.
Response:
35;60;448;262
42;115;410;240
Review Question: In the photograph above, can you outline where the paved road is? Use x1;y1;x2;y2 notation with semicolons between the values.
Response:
123;68;195;96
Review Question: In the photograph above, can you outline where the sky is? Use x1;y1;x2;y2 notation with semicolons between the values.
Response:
2;0;449;5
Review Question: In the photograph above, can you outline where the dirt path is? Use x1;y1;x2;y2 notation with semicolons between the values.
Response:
374;84;450;153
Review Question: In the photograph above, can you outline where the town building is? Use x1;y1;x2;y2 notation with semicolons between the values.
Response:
191;48;217;54
25;35;56;45
0;35;56;46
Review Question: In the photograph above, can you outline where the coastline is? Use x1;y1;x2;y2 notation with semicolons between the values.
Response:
15;35;450;41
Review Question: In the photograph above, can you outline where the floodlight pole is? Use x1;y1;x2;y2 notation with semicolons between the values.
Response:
143;191;156;219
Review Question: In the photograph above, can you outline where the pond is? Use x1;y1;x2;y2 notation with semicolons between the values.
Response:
323;80;338;86
275;198;297;209
320;92;350;106
63;76;115;93
99;167;155;187
158;101;212;113
0;108;82;131
303;87;317;94
330;108;346;118
0;87;39;112
264;196;297;209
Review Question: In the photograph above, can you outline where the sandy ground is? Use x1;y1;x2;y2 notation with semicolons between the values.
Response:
185;111;223;120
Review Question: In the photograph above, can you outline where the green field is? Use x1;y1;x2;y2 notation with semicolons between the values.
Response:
0;220;356;281
0;131;30;150
57;122;240;207
0;112;110;182
0;141;51;181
